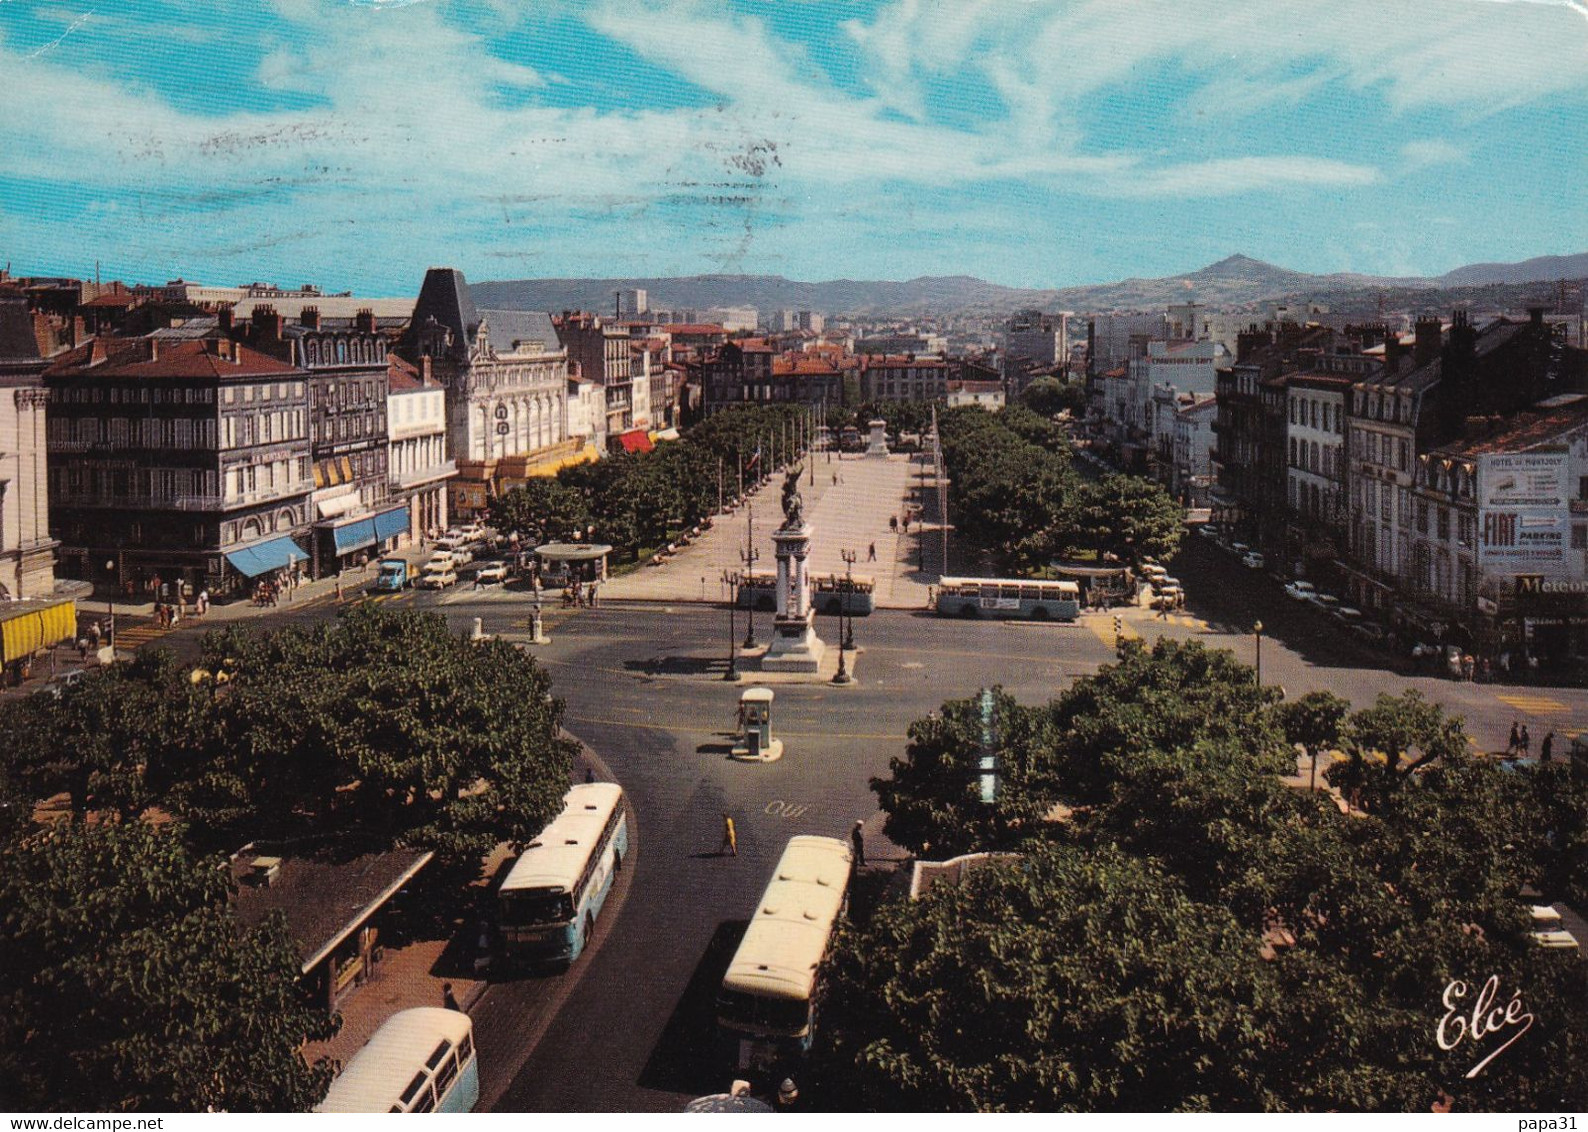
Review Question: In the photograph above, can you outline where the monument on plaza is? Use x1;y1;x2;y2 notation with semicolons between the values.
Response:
865;418;890;458
760;466;826;673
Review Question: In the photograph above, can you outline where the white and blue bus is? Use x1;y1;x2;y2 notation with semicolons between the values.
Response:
935;576;1081;621
717;835;852;1074
498;782;628;967
316;1007;479;1114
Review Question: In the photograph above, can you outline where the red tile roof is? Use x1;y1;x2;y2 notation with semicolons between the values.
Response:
45;336;303;379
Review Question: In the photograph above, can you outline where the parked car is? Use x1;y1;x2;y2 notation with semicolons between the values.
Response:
372;558;410;591
1351;622;1387;644
1195;526;1220;541
1284;580;1318;602
1230;542;1252;556
1241;552;1265;570
1307;593;1342;614
416;564;458;589
1331;606;1363;626
458;521;487;541
474;562;508;585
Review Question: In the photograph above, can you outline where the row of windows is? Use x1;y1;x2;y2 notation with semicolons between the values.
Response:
1350;429;1411;472
55;384;216;405
50;417;217;448
221;382;306;405
313;414;384;445
223;410;308;449
227;458;310;499
51;466;219;501
1289;394;1343;434
312;379;385;412
1288;437;1340;479
303;337;387;367
1353;388;1411;424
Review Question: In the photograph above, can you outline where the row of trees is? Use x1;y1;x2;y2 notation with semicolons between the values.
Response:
818;639;1588;1111
488;404;812;559
0;605;577;1110
937;404;1184;572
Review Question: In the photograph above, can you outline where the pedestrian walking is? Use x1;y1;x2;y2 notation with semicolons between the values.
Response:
720;812;738;857
1158;598;1169;621
197;589;209;616
584;767;596;783
89;620;102;647
1520;725;1531;757
1541;731;1554;762
850;819;866;867
442;982;462;1012
867;542;876;562
77;636;89;662
1508;721;1520;756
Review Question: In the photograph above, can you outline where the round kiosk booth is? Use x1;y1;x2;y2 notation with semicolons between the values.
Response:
534;542;613;585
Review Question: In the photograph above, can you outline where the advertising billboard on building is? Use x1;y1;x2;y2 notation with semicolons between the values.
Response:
1478;452;1571;575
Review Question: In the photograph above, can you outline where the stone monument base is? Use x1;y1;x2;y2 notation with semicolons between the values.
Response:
760;620;827;672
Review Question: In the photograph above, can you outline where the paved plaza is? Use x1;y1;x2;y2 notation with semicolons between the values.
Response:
599;452;937;609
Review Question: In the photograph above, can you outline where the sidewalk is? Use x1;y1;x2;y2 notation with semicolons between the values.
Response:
601;453;934;609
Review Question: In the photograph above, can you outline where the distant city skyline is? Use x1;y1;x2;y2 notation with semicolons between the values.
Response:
2;0;1586;295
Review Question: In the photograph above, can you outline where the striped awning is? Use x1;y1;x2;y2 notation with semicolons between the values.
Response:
0;600;77;666
372;506;409;542
225;536;308;579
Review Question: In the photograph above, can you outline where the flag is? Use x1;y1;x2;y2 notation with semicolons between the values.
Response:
747;445;762;469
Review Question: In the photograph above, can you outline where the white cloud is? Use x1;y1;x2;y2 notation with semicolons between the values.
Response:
1400;139;1468;172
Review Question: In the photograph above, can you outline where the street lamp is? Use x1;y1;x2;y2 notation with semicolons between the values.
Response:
740;505;759;649
722;568;739;681
1253;620;1264;686
840;548;857;650
104;559;117;650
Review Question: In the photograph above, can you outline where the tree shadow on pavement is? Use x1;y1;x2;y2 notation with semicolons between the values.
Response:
636;919;748;1098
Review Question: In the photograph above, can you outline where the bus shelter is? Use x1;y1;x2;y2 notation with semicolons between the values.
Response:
534;542;613;584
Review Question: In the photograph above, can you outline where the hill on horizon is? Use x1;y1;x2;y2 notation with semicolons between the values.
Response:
472;251;1588;316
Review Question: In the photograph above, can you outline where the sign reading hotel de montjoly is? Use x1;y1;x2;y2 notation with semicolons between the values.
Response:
1478;452;1574;575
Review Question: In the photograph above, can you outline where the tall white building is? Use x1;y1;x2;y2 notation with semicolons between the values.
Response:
386;356;455;541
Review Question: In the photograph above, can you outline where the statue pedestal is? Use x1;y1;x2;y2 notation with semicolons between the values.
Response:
761;521;826;673
865;418;890;459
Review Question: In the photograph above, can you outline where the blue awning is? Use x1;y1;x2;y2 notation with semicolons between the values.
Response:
373;506;409;542
225;536;307;579
331;517;377;555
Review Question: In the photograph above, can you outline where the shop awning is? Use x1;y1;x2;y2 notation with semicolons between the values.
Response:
0;599;77;666
372;506;409;542
651;427;681;442
225;536;307;579
331;517;378;555
617;430;654;454
315;490;361;520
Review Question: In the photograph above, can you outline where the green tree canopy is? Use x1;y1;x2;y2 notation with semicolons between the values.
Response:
0;819;336;1112
179;603;576;860
1020;376;1086;418
1063;473;1184;565
486;477;590;543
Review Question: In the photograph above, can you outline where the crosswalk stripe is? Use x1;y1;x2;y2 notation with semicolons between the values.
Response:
1496;694;1569;714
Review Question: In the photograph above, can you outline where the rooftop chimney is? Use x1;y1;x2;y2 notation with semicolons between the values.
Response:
1413;317;1442;369
301;306;321;330
218;305;235;331
1384;333;1402;374
1528;306;1545;328
251;304;282;340
355;308;375;334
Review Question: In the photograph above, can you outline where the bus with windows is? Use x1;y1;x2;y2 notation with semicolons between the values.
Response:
934;576;1081;621
812;572;876;616
717;835;852;1074
498;782;628;967
317;1008;479;1113
736;571;875;616
734;570;779;612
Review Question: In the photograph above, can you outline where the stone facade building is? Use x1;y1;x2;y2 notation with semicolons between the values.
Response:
0;291;56;600
404;269;571;520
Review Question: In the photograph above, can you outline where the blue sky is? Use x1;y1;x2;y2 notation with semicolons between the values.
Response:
2;0;1586;296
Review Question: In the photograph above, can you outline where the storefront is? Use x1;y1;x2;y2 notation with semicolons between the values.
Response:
223;536;309;592
313;506;410;578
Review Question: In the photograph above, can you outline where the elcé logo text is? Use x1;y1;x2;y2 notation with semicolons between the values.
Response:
1436;975;1535;1078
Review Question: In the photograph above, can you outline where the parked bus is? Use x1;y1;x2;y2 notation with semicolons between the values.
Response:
498;782;628;967
717;835;852;1074
736;571;875;616
812;573;876;616
734;570;779;612
934;576;1081;621
317;1008;479;1114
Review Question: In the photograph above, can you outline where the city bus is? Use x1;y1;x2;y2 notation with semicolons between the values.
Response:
812;573;876;616
934;576;1081;621
736;571;875;616
717;835;852;1074
316;1008;479;1113
734;570;779;612
498;782;628;967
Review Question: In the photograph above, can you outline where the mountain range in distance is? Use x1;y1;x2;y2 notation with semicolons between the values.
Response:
473;251;1588;316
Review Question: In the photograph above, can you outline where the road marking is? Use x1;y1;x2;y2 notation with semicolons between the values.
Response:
764;800;812;819
1496;694;1570;714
